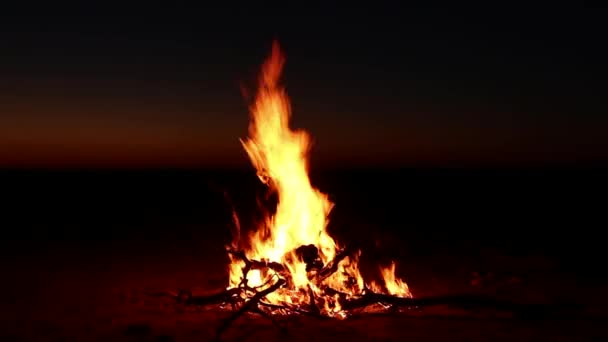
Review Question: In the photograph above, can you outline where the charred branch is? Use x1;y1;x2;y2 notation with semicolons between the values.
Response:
307;285;320;315
341;291;584;318
315;246;355;283
259;301;318;317
295;244;324;272
216;278;286;338
227;249;290;288
175;288;242;306
227;250;287;275
322;286;349;301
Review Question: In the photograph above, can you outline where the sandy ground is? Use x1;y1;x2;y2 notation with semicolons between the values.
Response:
1;169;606;340
1;238;606;342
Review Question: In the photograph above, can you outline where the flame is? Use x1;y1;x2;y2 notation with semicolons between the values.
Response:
375;262;412;298
239;41;335;282
228;41;411;311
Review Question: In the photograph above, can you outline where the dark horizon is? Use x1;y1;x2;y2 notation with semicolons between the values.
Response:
1;4;607;168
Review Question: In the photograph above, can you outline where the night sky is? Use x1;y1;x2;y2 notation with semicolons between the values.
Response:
1;4;606;168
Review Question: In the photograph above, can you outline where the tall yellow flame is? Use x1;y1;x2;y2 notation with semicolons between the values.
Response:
228;41;411;308
240;42;335;276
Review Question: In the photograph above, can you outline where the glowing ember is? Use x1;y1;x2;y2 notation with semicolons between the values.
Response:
227;41;411;316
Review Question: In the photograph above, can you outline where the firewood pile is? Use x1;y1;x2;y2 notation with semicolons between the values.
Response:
140;245;584;339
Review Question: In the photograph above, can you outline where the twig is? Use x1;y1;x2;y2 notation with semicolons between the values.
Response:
259;301;290;311
216;278;286;338
175;288;242;306
259;301;320;317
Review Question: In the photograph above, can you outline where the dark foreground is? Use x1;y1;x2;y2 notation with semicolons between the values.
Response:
1;168;607;340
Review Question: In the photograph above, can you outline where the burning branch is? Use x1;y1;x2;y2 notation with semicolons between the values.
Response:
227;249;290;288
314;246;355;283
227;250;287;274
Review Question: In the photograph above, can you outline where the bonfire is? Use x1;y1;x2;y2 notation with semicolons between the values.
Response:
170;41;414;334
225;40;411;315
142;41;579;338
